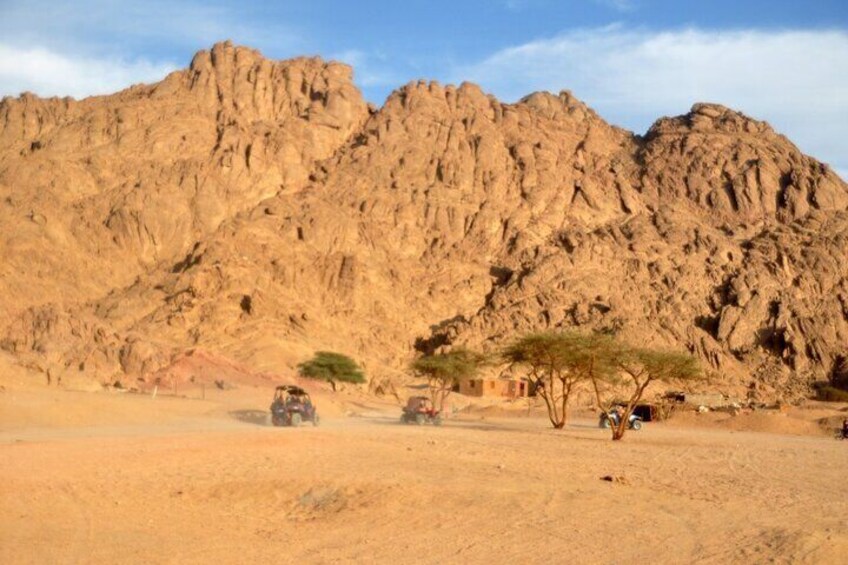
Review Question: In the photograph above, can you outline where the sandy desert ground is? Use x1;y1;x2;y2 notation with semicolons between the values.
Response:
1;372;847;565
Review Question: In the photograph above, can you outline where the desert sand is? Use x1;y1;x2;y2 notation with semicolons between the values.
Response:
2;40;848;564
2;374;846;565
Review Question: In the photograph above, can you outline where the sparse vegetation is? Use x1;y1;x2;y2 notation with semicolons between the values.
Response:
815;384;848;402
828;355;848;391
592;347;703;440
411;348;485;412
501;330;701;438
298;351;365;391
502;332;618;429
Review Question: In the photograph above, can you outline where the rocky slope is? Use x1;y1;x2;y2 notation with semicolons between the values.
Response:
1;42;846;400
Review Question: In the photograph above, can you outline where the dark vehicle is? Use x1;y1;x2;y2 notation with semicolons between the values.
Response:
270;385;319;427
599;408;643;431
400;396;442;426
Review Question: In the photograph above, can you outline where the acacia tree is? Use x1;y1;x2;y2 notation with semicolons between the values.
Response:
411;348;484;413
592;347;702;441
298;351;365;391
502;332;617;429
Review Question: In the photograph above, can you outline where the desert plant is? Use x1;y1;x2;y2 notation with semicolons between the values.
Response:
502;331;618;429
593;347;702;441
829;355;848;391
298;351;365;391
411;348;485;413
815;384;848;402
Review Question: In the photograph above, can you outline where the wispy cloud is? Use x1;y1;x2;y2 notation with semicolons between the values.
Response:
0;0;300;54
0;45;178;99
504;0;635;12
593;0;636;12
0;0;303;99
328;49;402;89
457;26;848;171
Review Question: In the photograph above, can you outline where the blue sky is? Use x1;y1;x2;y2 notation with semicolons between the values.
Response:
1;0;847;175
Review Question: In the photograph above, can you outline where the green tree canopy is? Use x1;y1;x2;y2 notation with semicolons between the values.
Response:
298;351;365;391
502;331;618;428
594;346;703;440
501;331;702;438
411;348;485;412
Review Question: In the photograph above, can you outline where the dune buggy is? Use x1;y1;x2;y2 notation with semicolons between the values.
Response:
270;385;319;427
599;408;643;431
400;395;442;425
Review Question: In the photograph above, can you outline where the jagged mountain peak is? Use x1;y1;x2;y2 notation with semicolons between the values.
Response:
0;42;846;402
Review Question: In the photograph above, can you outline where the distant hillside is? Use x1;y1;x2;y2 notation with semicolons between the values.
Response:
2;41;846;401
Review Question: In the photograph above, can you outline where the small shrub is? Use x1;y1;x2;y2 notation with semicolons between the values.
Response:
816;385;848;402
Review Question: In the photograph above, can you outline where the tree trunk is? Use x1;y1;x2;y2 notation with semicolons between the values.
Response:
612;422;626;441
539;388;562;429
437;387;450;414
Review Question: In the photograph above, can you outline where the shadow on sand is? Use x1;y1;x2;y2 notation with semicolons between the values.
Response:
365;414;537;435
229;409;270;427
363;413;610;441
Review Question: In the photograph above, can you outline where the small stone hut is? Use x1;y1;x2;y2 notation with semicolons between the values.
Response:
459;377;530;398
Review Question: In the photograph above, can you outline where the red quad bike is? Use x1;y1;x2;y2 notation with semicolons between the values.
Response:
270;385;319;427
400;396;442;426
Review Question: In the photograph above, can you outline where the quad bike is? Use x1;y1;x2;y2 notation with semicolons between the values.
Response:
270;385;319;427
599;409;643;431
400;396;442;426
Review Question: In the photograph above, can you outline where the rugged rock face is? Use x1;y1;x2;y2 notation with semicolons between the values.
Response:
1;42;846;400
0;41;368;318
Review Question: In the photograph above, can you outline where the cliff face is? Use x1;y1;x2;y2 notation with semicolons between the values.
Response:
1;42;846;399
0;41;368;316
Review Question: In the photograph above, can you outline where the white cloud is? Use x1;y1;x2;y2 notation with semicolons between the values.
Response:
0;44;178;99
329;49;402;89
0;1;303;99
458;27;848;171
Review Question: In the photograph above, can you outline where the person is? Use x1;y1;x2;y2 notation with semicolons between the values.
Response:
613;405;625;423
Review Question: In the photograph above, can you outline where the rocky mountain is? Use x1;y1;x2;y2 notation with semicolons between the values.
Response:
1;41;846;400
